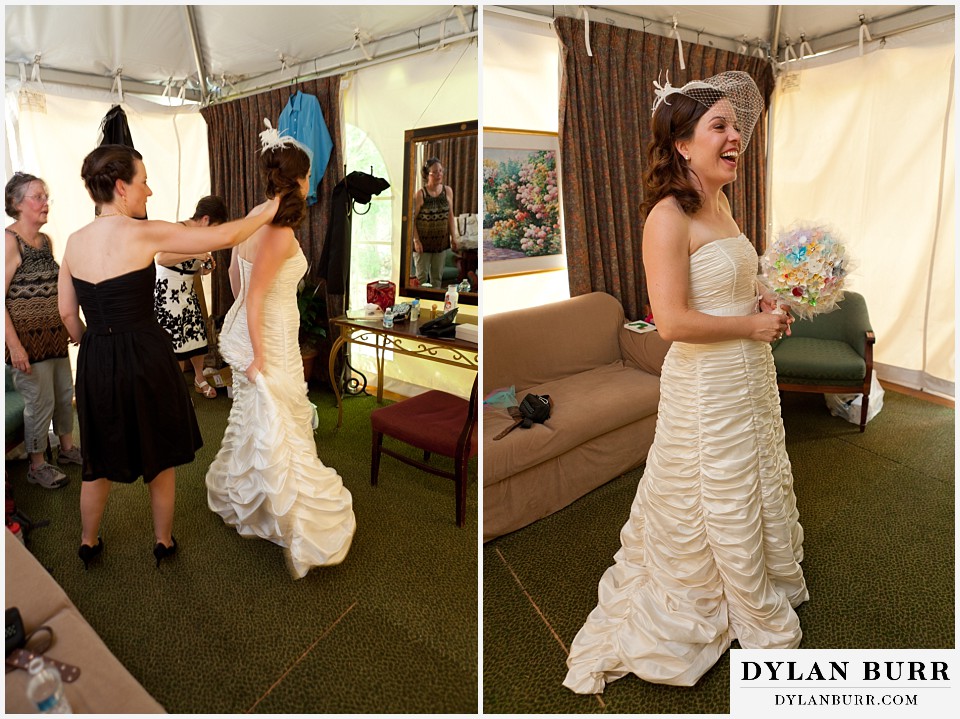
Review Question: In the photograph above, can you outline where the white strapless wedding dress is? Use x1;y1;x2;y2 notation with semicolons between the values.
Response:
564;235;808;691
205;249;355;578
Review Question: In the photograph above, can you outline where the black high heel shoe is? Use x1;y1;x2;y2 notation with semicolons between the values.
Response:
78;537;104;570
153;536;178;568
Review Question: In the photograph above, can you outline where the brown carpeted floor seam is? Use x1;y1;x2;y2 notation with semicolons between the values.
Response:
496;547;608;709
245;599;358;713
496;547;568;654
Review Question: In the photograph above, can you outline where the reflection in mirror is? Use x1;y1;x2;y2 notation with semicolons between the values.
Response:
401;121;478;306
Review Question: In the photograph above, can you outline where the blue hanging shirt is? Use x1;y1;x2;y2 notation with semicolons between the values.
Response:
278;91;333;205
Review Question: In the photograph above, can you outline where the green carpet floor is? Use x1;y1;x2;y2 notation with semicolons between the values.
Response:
483;390;955;714
8;383;478;713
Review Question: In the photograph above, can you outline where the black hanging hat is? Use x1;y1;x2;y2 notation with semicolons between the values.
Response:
342;170;390;205
98;105;135;148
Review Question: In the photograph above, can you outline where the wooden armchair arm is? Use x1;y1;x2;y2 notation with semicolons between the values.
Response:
862;331;876;394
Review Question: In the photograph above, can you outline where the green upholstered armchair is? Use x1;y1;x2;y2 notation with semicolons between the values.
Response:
771;291;876;432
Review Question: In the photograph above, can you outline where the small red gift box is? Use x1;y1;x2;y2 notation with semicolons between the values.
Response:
366;280;396;312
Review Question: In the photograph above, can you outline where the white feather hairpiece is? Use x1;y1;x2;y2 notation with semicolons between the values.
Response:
651;72;712;116
259;118;299;154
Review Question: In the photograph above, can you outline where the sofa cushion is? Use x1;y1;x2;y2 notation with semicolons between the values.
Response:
483;414;657;541
619;327;671;377
483;360;661;485
5;530;74;630
483;292;626;395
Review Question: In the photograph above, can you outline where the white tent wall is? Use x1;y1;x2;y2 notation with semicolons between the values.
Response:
3;82;210;375
3;83;210;246
770;22;955;397
342;38;478;398
483;11;569;316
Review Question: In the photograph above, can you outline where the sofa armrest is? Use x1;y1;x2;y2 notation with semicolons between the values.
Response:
5;530;166;713
619;328;671;376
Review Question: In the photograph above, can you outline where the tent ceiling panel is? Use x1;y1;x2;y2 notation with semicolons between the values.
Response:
497;5;952;59
5;5;196;82
607;4;921;45
5;4;475;98
192;5;457;79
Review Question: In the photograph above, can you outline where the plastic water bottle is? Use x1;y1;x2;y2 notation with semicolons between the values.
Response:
410;298;420;322
26;657;72;713
444;285;459;312
383;307;394;329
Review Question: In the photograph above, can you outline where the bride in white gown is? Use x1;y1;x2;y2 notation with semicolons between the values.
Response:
205;125;354;578
564;72;805;692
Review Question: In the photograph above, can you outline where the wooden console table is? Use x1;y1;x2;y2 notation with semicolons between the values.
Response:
328;315;479;427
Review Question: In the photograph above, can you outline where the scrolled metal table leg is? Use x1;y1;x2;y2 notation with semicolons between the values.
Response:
328;334;348;428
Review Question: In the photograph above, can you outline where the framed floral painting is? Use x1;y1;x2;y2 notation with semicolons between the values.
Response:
482;128;565;278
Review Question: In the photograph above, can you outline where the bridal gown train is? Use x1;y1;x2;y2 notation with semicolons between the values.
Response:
563;235;808;692
205;248;355;578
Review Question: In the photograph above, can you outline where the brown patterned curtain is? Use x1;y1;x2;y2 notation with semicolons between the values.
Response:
556;17;774;320
200;76;343;319
421;134;478;215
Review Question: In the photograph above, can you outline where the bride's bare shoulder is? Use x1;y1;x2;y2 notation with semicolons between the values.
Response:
242;224;297;262
644;197;690;245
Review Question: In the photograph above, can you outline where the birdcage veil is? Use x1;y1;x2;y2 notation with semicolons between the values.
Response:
652;70;764;151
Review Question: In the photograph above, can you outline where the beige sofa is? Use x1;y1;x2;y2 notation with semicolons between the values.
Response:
483;292;671;541
5;529;165;713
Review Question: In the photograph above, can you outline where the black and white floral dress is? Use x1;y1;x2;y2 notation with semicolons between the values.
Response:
154;260;208;360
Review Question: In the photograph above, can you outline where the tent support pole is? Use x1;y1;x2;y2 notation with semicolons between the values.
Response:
184;5;208;103
769;5;783;63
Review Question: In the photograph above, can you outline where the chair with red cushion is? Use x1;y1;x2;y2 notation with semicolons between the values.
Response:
370;376;478;527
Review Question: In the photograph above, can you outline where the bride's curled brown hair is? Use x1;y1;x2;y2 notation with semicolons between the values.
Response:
259;143;311;228
640;89;723;218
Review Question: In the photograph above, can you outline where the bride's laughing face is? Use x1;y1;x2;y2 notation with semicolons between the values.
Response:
678;98;742;186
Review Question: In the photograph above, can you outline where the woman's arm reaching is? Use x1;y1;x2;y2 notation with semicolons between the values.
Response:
142;196;280;256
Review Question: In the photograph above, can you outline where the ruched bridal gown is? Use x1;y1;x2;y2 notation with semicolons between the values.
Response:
564;235;808;692
205;248;355;578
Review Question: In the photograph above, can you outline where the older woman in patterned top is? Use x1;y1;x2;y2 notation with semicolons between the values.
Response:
412;158;455;288
4;172;79;489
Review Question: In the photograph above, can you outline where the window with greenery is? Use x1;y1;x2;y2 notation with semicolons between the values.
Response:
346;123;393;312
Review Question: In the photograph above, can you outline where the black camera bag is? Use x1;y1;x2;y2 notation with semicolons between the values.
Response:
518;393;552;428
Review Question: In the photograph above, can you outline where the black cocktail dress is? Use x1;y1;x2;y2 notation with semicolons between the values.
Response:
73;264;203;483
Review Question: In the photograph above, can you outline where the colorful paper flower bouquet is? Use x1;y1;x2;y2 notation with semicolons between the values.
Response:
758;223;854;320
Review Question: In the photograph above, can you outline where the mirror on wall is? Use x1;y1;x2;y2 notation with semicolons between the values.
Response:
400;120;478;306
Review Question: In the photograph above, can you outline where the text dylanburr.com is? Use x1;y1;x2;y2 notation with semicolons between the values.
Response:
731;649;957;716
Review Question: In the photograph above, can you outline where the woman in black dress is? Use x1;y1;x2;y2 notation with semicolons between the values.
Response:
58;144;279;569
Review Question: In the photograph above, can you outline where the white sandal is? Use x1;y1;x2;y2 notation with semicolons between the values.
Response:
195;378;217;399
